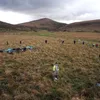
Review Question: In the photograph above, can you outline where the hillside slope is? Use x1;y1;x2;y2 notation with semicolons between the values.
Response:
60;20;100;32
0;21;37;32
0;21;14;30
1;19;100;32
19;18;66;31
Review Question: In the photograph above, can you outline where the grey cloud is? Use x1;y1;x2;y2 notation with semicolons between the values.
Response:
0;0;69;12
0;0;100;23
0;0;73;20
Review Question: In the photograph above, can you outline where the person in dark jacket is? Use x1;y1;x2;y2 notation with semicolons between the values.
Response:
20;41;22;44
62;40;64;44
22;47;26;52
74;40;76;44
82;41;85;45
45;40;47;44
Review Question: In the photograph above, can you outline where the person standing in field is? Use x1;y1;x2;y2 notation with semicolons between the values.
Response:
53;62;59;81
45;40;47;44
62;40;64;44
82;41;85;45
96;44;98;48
92;43;95;47
20;41;22;44
74;40;76;44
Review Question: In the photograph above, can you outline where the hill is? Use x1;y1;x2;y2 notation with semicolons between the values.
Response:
0;21;14;31
1;19;100;32
0;21;37;32
18;18;66;31
60;19;100;32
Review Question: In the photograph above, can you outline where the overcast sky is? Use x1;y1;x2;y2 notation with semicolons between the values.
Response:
0;0;100;24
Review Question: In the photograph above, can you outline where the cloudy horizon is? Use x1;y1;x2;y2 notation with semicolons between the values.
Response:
0;0;100;24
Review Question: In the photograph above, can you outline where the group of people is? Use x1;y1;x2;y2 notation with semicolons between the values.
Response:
6;41;22;45
45;40;65;44
45;39;99;48
52;39;100;81
0;39;99;83
92;43;99;48
0;41;34;54
0;46;33;54
73;40;87;45
73;39;99;48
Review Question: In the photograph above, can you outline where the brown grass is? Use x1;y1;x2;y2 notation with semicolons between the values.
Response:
0;31;100;100
72;32;100;40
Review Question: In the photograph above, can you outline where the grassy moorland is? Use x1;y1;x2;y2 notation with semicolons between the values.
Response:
0;31;100;100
